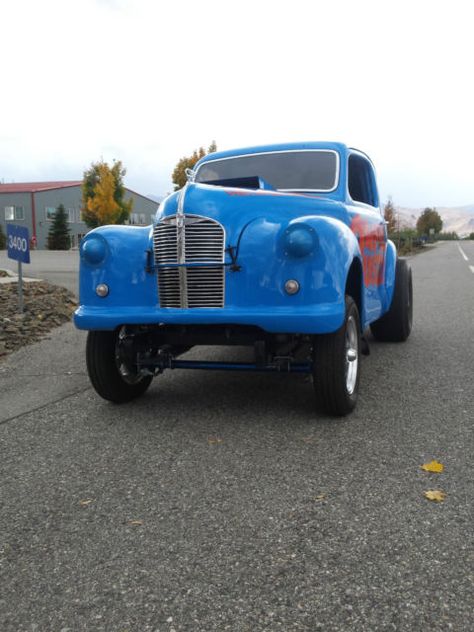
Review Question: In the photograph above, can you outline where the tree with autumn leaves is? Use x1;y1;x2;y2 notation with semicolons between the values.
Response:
383;197;397;235
172;141;217;190
81;160;133;228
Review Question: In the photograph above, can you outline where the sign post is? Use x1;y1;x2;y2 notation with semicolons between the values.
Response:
6;224;30;314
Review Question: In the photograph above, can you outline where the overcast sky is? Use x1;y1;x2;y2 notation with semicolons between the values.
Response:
1;0;472;207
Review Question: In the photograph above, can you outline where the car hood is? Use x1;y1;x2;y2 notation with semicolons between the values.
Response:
156;182;347;244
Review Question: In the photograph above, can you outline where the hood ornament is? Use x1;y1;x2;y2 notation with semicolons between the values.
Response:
185;167;196;182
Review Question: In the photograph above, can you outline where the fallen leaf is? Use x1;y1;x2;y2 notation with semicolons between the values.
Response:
424;490;446;502
128;520;143;526
421;460;444;473
79;499;93;506
207;436;223;445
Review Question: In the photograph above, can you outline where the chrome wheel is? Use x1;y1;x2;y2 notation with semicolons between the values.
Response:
345;315;359;395
313;296;361;416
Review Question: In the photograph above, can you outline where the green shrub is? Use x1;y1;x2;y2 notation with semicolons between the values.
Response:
435;232;459;241
388;228;424;255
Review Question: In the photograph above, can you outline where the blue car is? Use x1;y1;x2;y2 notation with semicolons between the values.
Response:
75;142;413;415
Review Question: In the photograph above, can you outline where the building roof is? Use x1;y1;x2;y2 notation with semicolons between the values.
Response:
0;181;159;205
0;181;82;194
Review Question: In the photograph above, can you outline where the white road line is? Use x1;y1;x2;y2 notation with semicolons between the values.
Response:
470;265;474;275
457;243;469;261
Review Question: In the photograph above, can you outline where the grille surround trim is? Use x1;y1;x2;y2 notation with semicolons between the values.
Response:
153;214;226;308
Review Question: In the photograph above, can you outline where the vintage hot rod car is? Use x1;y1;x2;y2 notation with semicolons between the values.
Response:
75;142;413;416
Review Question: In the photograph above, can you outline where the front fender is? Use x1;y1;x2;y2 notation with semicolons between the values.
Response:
235;214;362;327
77;225;156;311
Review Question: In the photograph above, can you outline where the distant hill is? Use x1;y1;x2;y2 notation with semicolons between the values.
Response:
395;205;474;237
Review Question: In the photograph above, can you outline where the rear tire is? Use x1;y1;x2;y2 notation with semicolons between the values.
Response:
370;258;413;342
313;296;361;416
86;330;153;403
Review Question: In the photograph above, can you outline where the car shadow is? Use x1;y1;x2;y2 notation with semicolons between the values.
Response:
90;344;352;434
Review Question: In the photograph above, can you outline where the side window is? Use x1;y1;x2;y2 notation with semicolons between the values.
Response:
45;207;56;220
5;206;24;220
348;154;378;207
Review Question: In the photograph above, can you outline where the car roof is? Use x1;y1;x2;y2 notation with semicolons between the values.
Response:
196;141;349;165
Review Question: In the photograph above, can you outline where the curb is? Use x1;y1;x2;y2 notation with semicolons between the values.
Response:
0;268;43;284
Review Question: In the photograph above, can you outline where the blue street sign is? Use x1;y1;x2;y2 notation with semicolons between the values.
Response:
7;223;30;264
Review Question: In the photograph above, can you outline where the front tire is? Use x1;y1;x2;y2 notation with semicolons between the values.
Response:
313;296;361;416
86;329;153;403
370;258;413;342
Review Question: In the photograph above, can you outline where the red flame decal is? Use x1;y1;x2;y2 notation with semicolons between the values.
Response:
350;214;386;287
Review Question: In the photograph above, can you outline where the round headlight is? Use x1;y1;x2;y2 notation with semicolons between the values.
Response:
81;235;107;265
283;224;316;258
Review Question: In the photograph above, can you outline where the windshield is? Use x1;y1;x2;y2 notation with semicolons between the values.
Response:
195;150;339;192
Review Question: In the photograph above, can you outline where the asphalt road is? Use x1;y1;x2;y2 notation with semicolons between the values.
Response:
0;250;79;295
1;242;473;631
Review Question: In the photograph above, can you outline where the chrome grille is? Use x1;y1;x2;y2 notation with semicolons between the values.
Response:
153;215;225;308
